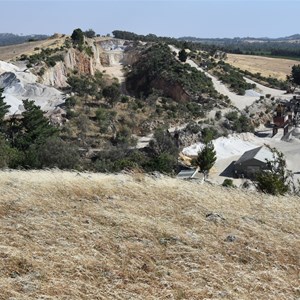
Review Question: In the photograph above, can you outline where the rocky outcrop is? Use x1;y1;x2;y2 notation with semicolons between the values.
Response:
97;39;130;67
42;61;68;88
127;75;191;103
0;61;64;114
1;38;135;114
152;78;190;103
41;38;133;88
64;48;93;74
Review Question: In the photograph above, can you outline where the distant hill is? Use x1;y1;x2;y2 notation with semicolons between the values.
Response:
0;33;48;46
178;34;300;44
178;34;300;59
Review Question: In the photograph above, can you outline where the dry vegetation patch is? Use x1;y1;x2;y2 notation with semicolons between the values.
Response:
227;54;299;80
0;170;299;299
0;36;66;61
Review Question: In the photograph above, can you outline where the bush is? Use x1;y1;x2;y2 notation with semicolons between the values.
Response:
145;152;177;174
215;110;222;120
225;111;254;133
37;137;80;169
201;127;218;143
254;146;292;195
222;179;235;188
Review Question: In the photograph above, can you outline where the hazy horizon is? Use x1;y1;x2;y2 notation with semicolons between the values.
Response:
1;0;300;39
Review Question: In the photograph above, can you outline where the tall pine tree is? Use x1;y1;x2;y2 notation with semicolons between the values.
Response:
194;141;217;178
13;99;58;151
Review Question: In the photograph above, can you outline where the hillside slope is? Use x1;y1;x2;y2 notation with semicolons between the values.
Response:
0;170;299;299
0;35;65;61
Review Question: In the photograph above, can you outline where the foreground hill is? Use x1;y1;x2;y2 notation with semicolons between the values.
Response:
0;170;299;299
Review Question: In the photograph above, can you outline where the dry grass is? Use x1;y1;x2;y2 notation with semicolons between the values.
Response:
0;36;66;61
0;170;299;300
227;54;300;80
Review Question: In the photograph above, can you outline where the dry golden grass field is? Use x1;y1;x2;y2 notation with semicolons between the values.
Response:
0;170;299;299
227;53;300;80
0;36;66;61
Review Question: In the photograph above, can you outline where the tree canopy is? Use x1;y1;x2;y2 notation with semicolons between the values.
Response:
255;146;292;195
12;99;58;152
84;29;96;38
291;64;300;85
194;141;217;176
178;49;188;62
71;28;84;46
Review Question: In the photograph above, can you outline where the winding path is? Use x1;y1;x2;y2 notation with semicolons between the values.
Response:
169;45;292;110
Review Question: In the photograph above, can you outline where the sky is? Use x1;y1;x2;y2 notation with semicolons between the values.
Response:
1;0;300;38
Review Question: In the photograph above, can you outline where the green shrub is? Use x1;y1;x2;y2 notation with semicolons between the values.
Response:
222;179;235;188
37;137;80;169
255;146;292;195
215;110;222;120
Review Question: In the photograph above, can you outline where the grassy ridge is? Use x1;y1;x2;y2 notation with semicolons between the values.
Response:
0;170;299;299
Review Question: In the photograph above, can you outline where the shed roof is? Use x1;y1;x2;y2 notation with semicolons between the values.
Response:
177;167;202;179
234;146;273;165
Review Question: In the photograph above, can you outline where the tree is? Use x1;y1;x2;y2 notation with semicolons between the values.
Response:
149;129;178;157
71;28;84;46
178;49;188;62
194;141;217;177
255;146;292;195
147;129;179;174
84;29;96;38
291;64;300;85
37;137;80;169
13;100;58;151
102;84;121;107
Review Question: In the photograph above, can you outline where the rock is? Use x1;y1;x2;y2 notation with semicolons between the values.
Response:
0;62;64;115
10;271;20;278
151;171;163;179
225;235;237;242
206;212;225;223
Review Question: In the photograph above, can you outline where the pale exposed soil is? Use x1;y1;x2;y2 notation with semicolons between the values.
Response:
227;54;299;81
0;170;299;299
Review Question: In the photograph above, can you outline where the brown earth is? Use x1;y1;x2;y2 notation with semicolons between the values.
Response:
227;53;299;80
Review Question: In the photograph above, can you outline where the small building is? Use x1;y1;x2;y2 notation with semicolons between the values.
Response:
177;167;203;180
272;96;300;136
234;146;273;178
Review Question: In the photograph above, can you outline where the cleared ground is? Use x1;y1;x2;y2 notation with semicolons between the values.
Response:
0;170;299;299
227;54;299;81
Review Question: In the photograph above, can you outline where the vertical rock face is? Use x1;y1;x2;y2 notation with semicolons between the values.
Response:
42;61;68;88
40;38;133;88
97;39;133;67
64;48;93;74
